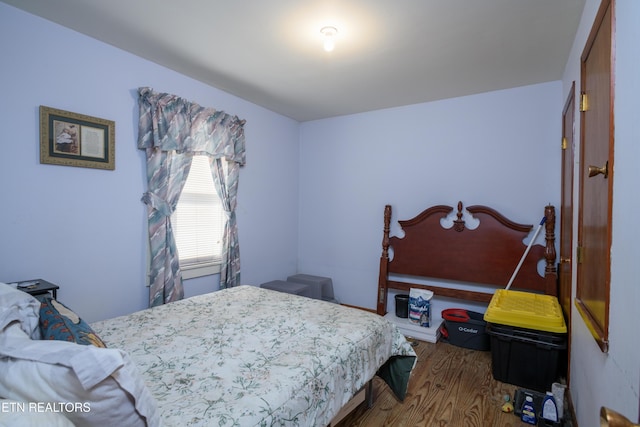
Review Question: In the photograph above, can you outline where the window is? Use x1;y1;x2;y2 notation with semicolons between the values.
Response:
172;155;225;279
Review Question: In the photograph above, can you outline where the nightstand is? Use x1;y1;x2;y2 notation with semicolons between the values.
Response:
16;279;59;299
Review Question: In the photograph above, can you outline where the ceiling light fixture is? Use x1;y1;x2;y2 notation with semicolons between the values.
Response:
320;26;338;52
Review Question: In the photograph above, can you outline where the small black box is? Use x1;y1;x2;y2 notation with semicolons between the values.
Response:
487;323;567;392
441;309;490;351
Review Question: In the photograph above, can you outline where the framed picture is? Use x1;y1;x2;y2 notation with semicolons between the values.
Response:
39;106;115;170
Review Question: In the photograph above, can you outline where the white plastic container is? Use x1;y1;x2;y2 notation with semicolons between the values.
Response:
542;391;559;422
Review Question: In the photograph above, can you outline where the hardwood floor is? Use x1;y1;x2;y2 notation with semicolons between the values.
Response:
335;340;531;427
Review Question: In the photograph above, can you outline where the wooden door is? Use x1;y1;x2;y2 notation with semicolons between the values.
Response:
576;0;613;353
559;83;575;383
560;83;575;323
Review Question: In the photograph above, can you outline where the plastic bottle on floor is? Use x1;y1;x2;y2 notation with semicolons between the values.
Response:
542;391;559;422
521;395;537;425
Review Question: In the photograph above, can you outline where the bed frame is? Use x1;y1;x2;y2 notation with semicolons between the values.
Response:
376;201;557;315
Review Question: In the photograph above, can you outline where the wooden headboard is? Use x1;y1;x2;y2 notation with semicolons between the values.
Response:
376;201;557;315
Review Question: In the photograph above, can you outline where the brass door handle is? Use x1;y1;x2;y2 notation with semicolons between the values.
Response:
588;161;608;178
601;406;640;426
560;257;571;264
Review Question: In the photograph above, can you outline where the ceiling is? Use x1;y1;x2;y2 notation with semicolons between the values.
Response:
4;0;585;122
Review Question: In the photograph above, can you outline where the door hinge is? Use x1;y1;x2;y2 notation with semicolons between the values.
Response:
580;93;589;112
562;137;568;150
577;246;584;264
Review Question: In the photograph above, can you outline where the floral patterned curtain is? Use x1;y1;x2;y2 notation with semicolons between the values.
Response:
137;87;246;307
210;157;242;289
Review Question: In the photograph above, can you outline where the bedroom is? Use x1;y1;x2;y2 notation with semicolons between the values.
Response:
0;1;638;426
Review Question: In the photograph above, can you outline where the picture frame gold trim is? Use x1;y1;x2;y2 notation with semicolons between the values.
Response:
39;106;115;170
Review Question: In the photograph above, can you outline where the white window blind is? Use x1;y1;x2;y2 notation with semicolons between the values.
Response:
172;155;224;273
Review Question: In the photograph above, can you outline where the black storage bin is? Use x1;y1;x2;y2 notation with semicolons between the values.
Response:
441;309;490;351
395;294;409;318
486;323;567;392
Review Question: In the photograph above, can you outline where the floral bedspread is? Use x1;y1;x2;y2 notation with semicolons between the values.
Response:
91;285;416;427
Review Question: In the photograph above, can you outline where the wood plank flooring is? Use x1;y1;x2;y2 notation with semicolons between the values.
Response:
335;340;529;427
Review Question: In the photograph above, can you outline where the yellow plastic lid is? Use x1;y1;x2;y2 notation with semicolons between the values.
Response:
483;289;567;333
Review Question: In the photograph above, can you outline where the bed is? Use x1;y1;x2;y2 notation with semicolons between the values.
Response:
0;283;416;427
376;201;558;316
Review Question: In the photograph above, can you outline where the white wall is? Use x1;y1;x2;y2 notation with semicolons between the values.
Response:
0;3;300;322
561;0;640;425
298;82;562;309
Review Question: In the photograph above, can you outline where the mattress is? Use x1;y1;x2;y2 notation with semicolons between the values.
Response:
91;285;416;426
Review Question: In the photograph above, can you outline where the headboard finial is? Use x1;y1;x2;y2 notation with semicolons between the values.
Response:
454;201;466;232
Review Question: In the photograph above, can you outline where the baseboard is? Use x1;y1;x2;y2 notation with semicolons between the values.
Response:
566;387;578;427
340;303;376;313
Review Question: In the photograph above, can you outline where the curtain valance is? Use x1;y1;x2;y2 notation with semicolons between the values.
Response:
137;87;246;163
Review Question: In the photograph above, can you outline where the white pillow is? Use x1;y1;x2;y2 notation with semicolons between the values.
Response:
0;399;75;427
0;324;160;427
0;282;40;339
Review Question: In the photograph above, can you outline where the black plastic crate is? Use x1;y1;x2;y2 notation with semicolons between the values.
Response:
440;309;490;351
487;323;567;392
